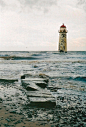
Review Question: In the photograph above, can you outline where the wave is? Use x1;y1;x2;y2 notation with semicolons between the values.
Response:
13;56;40;60
31;53;43;57
65;76;86;82
59;76;86;82
0;78;18;83
0;56;40;60
50;75;86;82
74;76;86;81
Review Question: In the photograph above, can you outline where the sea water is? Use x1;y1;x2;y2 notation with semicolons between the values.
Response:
0;51;86;126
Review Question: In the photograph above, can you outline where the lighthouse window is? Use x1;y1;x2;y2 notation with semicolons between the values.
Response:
62;34;66;38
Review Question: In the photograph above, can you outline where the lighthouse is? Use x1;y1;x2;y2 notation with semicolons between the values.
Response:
58;23;68;52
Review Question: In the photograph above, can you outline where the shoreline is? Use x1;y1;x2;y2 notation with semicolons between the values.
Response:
0;103;52;127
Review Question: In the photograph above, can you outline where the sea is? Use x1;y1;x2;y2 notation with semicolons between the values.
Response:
0;51;86;126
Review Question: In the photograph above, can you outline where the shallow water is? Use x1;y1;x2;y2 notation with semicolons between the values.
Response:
0;51;86;126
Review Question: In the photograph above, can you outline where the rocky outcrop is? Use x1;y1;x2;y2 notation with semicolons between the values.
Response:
21;74;56;108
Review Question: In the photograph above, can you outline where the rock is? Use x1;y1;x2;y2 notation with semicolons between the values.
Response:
0;107;2;110
28;113;32;118
29;97;56;108
27;91;54;98
34;65;38;68
22;80;42;91
47;86;61;92
0;98;3;103
10;110;16;114
14;120;23;124
56;105;62;109
6;118;10;122
35;81;47;88
0;78;18;82
4;123;8;126
21;74;56;108
83;119;86;122
39;73;49;83
21;75;25;79
22;77;48;90
39;73;49;78
51;125;55;127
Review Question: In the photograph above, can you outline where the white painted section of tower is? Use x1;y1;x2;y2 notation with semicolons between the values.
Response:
58;24;68;52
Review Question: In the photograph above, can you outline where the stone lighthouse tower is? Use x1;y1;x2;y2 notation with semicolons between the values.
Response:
58;23;68;52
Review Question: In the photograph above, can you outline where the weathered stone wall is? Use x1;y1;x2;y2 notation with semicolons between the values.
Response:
58;28;67;52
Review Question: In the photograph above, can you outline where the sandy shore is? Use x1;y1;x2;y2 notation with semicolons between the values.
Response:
0;103;52;127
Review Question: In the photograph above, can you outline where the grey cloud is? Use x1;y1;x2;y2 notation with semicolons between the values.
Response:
20;0;57;7
19;0;58;13
0;0;57;13
78;0;86;4
0;0;6;7
77;0;86;11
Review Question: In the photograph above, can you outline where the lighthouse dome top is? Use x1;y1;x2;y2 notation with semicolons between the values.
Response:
60;23;66;28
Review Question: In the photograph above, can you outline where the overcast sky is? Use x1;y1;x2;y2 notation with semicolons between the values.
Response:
0;0;86;51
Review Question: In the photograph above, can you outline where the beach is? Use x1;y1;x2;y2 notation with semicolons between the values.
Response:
0;103;52;127
0;51;86;127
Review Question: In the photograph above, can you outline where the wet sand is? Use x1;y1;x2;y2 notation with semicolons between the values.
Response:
0;104;51;127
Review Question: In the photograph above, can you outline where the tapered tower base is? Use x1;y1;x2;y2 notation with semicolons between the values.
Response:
58;24;68;52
